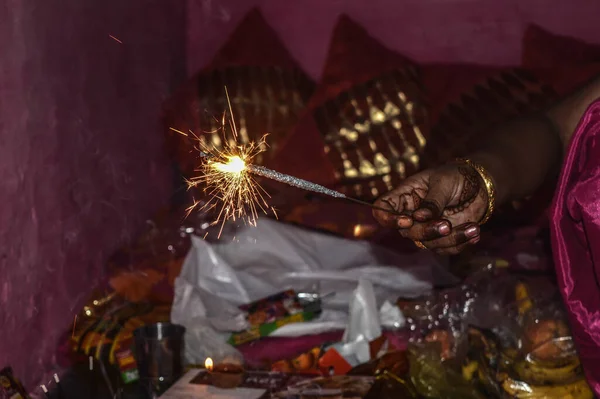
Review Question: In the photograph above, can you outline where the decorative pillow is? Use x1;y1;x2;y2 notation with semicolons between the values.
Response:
273;15;428;203
522;24;600;68
421;65;557;167
163;8;315;179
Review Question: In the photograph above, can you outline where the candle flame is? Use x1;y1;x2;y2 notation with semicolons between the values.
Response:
205;357;214;371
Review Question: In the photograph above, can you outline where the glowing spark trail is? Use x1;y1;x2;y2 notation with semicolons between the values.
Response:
109;34;123;44
184;130;273;238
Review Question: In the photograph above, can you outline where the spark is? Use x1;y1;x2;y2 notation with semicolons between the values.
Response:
183;87;274;238
181;87;399;237
109;35;123;44
169;127;188;136
185;132;273;238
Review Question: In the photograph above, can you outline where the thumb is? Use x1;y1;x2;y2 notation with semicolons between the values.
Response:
412;173;453;222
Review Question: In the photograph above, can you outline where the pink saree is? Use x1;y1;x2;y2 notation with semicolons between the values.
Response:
551;98;600;394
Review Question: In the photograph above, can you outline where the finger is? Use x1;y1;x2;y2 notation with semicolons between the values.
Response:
372;197;400;228
420;223;480;250
373;192;413;228
413;174;453;223
399;219;452;241
397;214;413;229
433;236;481;256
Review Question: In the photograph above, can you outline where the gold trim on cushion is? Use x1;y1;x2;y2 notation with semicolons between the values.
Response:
313;68;428;199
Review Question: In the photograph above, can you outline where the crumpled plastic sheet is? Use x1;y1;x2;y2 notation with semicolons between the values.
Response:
171;218;458;364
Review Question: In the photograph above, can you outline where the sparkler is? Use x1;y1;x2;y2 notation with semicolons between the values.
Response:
205;155;401;215
179;88;401;238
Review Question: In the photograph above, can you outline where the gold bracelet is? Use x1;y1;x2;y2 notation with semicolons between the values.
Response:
414;240;427;250
455;158;496;225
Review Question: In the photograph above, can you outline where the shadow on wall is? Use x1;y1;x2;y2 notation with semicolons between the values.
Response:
0;0;186;389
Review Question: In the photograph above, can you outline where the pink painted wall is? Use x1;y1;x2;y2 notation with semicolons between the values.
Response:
0;0;185;389
187;0;600;79
3;0;600;391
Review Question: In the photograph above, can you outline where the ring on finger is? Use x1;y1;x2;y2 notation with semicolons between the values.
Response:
414;240;427;250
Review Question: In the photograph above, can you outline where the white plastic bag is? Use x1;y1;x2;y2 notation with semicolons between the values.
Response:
171;218;456;361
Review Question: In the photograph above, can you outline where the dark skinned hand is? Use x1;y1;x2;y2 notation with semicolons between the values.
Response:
372;162;489;255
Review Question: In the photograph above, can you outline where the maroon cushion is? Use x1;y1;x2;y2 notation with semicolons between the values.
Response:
268;16;428;239
274;15;428;202
163;8;315;179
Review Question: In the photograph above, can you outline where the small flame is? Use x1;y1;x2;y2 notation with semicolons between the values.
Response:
212;156;246;174
205;357;214;372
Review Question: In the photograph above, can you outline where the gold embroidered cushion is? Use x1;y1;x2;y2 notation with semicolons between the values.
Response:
163;9;315;179
273;15;428;204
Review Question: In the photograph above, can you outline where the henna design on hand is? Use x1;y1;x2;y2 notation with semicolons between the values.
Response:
444;165;485;216
381;197;399;213
410;190;422;210
458;165;480;203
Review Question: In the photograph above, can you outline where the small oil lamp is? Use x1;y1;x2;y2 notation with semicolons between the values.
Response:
205;357;244;389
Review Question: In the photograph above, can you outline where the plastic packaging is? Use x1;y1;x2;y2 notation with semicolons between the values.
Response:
408;343;485;399
172;218;453;364
398;261;593;398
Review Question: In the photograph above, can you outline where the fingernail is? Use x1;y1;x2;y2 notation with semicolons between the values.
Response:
437;222;450;235
469;236;481;244
465;225;479;238
397;216;410;227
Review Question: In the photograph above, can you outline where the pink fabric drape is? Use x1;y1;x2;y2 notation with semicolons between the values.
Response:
551;98;600;394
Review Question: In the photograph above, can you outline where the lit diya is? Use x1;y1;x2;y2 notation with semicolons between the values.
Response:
204;357;245;389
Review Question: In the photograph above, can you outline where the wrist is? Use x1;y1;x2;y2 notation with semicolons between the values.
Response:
465;152;511;207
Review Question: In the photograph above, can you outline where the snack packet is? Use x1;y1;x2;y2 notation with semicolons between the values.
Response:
271;347;323;375
0;367;30;399
228;290;322;346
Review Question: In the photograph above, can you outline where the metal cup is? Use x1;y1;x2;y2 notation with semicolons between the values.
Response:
133;322;185;398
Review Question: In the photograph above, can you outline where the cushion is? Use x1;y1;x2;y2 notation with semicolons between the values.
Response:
163;8;315;180
522;24;600;68
421;65;556;167
273;15;428;203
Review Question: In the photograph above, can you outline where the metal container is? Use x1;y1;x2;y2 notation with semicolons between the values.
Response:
133;322;185;398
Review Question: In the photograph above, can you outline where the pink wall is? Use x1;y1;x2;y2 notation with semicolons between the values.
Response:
3;0;600;391
0;0;185;389
187;0;600;79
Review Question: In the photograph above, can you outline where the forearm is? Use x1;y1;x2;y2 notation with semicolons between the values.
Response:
469;114;562;206
469;75;600;206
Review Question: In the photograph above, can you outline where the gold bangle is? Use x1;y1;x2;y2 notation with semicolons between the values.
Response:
414;240;427;250
455;158;496;225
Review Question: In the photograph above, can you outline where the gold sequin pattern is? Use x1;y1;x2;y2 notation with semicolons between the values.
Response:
181;65;314;167
313;68;428;199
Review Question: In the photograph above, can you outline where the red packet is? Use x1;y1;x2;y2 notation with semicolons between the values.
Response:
318;347;353;376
